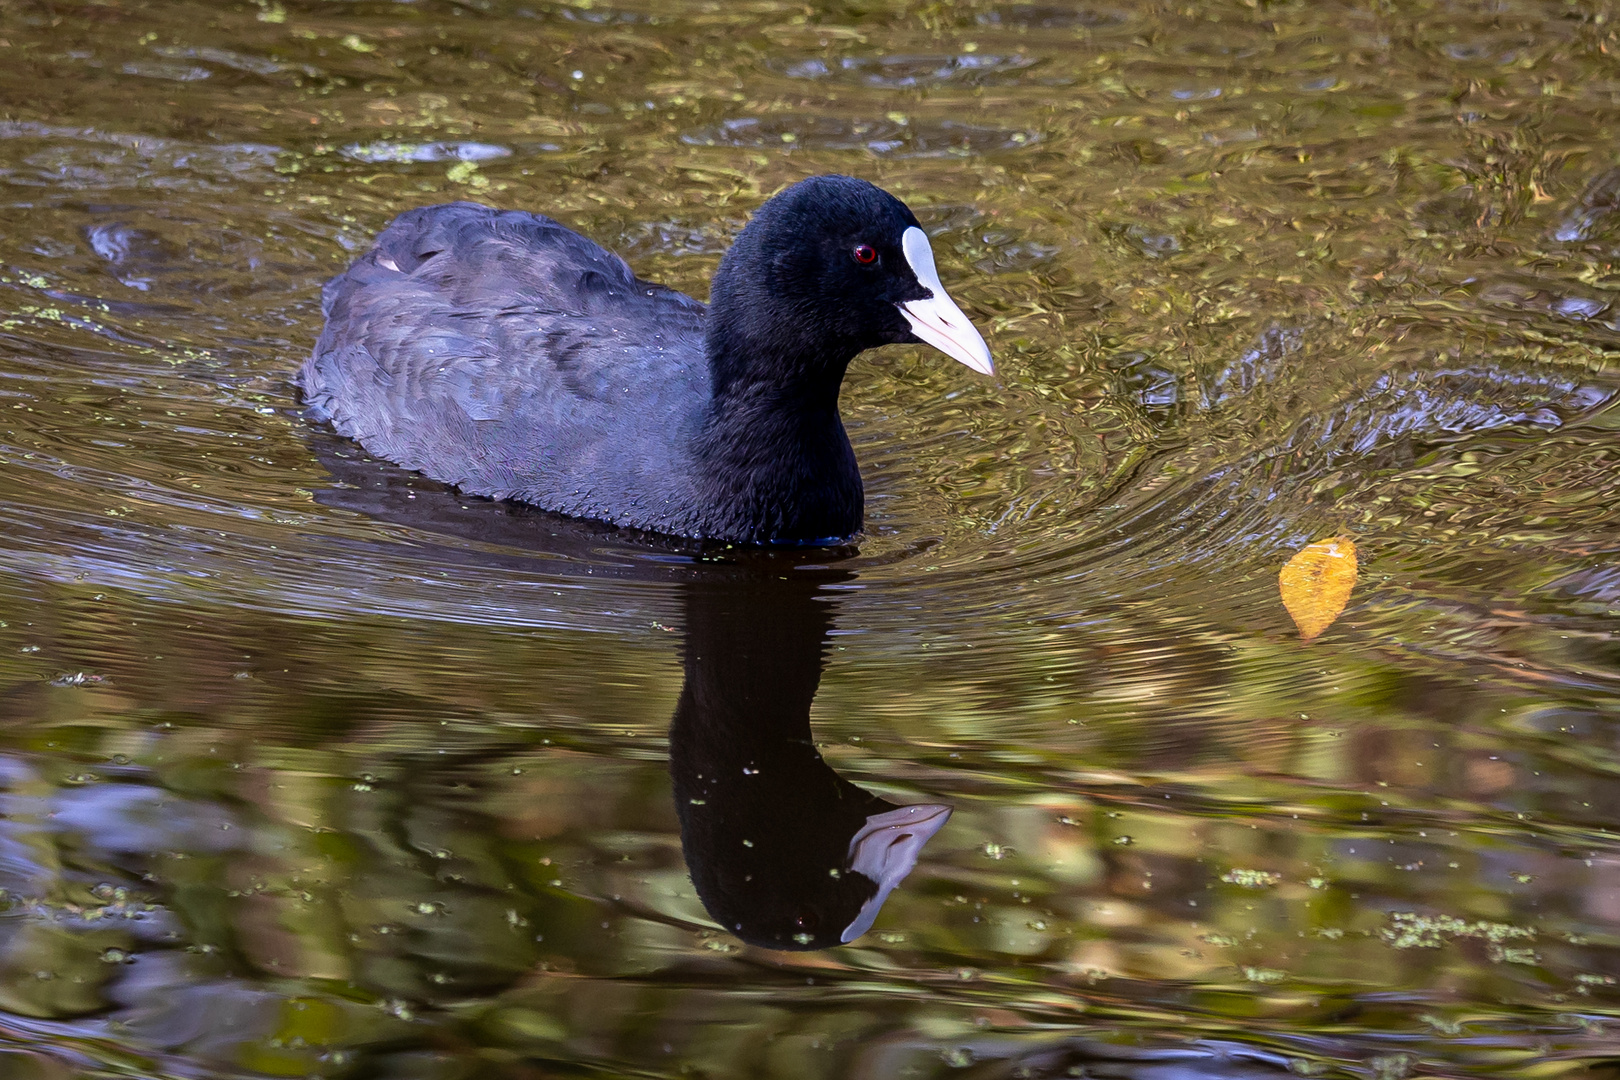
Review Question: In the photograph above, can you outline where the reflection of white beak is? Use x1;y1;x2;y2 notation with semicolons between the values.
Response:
897;226;994;376
839;802;953;944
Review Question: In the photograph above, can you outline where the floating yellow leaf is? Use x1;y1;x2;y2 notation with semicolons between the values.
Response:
1278;536;1357;642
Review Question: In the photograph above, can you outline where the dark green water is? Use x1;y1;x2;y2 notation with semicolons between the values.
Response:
2;1;1620;1076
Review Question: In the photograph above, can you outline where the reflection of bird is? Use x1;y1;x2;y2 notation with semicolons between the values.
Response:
303;444;949;949
299;175;991;544
671;568;949;950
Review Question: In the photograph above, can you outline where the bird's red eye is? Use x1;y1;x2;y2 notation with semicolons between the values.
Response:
852;244;877;265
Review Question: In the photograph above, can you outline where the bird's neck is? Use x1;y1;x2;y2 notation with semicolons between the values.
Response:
702;293;859;404
694;317;863;544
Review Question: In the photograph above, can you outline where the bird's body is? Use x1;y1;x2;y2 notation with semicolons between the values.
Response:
299;177;991;543
301;204;730;535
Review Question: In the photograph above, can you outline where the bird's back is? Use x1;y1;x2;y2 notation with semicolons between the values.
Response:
299;202;713;532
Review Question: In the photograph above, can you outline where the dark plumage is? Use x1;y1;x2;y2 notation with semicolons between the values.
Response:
298;175;992;544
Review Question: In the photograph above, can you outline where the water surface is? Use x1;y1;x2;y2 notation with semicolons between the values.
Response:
1;1;1620;1076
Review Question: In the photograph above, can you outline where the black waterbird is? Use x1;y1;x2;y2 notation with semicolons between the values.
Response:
298;175;993;544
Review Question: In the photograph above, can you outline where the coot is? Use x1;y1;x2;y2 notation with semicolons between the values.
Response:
298;175;992;544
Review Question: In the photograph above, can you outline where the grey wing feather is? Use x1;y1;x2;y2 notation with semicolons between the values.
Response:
299;202;711;527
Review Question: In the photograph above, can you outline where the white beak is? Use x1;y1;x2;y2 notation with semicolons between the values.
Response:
897;226;994;376
839;802;953;944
